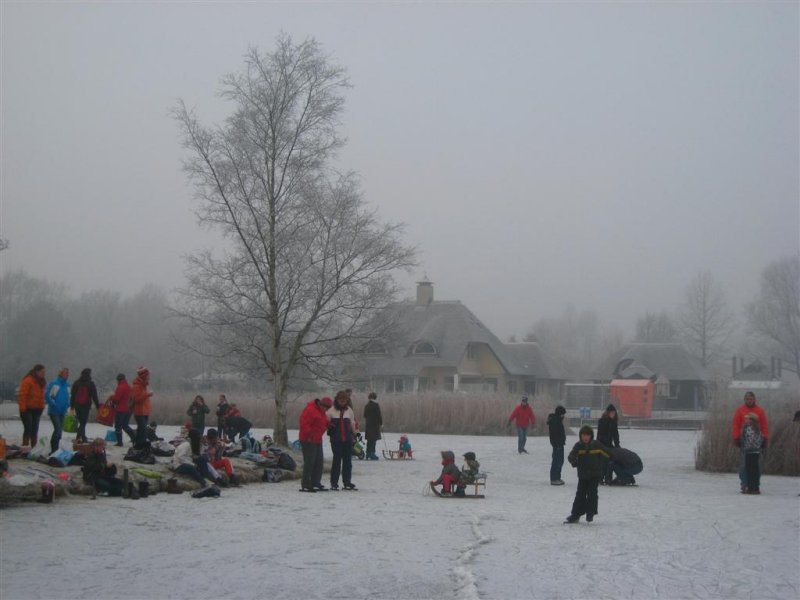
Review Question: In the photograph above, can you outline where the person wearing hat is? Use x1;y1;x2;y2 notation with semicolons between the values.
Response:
455;451;481;497
597;404;620;484
565;425;610;523
731;391;769;493
299;397;333;492
131;367;153;449
327;391;358;490
45;368;71;454
109;373;135;447
547;405;567;485
508;396;536;454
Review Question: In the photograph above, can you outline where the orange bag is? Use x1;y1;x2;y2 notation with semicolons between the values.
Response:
96;400;115;426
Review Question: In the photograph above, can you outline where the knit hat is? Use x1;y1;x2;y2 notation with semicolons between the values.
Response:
463;451;476;461
441;450;455;461
207;428;218;438
319;396;333;408
521;396;529;403
579;425;594;440
116;373;125;381
605;404;617;413
745;412;759;422
555;405;566;416
137;367;149;378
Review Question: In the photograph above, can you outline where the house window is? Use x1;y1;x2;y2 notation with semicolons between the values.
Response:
524;381;536;395
412;341;437;355
507;380;517;394
467;343;479;360
386;378;405;393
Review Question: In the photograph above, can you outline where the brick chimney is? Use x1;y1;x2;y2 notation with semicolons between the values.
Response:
416;279;433;306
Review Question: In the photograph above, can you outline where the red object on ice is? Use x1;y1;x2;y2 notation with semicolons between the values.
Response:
609;379;654;418
58;472;70;481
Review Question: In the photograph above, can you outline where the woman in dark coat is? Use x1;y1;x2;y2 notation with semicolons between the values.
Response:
187;395;210;432
597;403;620;484
363;392;382;460
70;368;100;443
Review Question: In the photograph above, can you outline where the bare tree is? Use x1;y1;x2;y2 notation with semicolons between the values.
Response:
0;239;9;252
747;255;800;378
173;36;416;444
678;270;734;368
635;311;677;342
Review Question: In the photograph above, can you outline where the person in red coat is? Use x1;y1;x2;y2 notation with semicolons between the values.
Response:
298;397;332;492
131;367;153;449
508;396;536;454
732;391;769;492
109;374;135;447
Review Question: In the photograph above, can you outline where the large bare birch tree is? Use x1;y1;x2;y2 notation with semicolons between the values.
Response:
173;36;415;444
678;270;734;369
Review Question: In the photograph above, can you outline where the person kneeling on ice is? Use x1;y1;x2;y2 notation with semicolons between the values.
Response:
431;450;461;496
83;438;125;497
608;447;643;486
398;435;413;458
565;425;609;523
455;451;481;497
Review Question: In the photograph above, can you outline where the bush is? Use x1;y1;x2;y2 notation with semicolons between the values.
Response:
695;392;800;476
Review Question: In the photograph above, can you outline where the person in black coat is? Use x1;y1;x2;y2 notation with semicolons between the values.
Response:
363;392;382;460
608;447;643;485
565;425;610;523
547;405;567;485
597;404;620;484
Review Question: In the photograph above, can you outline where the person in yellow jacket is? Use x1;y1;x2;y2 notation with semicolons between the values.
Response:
17;364;46;447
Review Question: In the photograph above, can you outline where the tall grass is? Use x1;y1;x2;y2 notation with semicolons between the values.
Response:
147;391;559;437
695;391;800;476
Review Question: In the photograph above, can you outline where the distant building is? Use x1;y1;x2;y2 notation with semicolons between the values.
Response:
729;357;785;391
594;343;709;411
345;280;563;397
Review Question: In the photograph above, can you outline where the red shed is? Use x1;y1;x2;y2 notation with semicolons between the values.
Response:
609;379;654;418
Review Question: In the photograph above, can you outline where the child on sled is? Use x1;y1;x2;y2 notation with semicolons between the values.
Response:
431;450;461;496
398;434;413;458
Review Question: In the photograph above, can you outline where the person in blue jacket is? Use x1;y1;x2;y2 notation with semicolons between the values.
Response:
45;368;71;453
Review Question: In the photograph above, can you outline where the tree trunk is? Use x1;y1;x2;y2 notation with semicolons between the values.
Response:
273;373;289;447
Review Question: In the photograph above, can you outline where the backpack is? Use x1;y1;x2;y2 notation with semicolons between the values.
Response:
124;444;156;465
277;452;296;472
262;468;284;482
240;435;262;454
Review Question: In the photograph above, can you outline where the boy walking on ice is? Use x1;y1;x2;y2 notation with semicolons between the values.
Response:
565;425;609;523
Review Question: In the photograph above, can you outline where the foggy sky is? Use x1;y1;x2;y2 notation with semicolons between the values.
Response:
2;2;798;340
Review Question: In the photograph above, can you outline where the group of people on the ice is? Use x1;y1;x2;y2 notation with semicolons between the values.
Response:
430;450;481;497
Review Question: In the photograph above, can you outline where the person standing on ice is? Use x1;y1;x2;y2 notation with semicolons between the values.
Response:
45;367;71;454
363;392;382;460
731;391;768;493
70;368;100;443
547;405;567;485
327;390;358;490
215;394;229;437
565;425;609;523
596;404;620;484
187;394;210;433
109;373;135;447
299;396;333;492
508;396;536;454
130;367;153;449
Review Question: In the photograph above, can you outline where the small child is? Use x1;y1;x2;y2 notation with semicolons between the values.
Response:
431;450;461;496
565;425;610;523
456;451;481;497
741;413;763;495
399;435;413;458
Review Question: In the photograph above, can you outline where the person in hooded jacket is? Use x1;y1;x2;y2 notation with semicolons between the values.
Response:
608;447;643;485
109;373;135;447
187;395;210;433
70;368;100;443
299;397;333;492
547;405;567;485
130;367;153;449
431;450;462;496
565;425;610;523
327;390;357;490
597;404;620;484
45;368;70;453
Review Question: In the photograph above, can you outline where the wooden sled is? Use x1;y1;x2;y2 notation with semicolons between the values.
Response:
383;450;414;460
429;477;486;499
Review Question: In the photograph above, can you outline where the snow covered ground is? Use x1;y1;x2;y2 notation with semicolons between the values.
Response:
1;421;798;600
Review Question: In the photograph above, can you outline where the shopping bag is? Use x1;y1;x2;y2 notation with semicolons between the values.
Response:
105;430;118;443
63;413;78;433
96;401;115;426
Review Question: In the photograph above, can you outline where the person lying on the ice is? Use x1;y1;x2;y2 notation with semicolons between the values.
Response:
431;450;461;496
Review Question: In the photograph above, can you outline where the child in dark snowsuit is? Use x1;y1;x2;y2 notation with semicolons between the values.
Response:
455;451;481;497
565;425;609;523
431;450;462;496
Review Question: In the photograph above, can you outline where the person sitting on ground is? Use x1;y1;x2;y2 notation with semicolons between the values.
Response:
82;438;125;497
172;428;213;485
398;435;413;458
205;428;240;486
455;451;481;497
608;446;643;486
431;450;462;496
